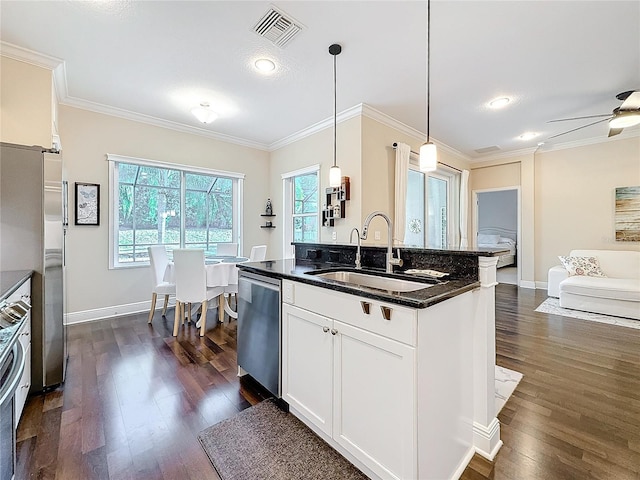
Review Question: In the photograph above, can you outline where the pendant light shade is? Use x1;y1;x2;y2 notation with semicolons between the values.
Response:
191;102;218;124
329;43;342;188
419;142;438;172
420;0;438;172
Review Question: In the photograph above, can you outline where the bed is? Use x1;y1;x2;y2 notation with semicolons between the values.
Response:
477;227;517;268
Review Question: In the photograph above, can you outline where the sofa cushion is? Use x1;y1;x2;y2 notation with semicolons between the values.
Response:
560;276;640;302
558;256;606;277
570;250;640;279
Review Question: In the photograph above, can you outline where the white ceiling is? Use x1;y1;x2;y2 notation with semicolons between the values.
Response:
1;1;639;159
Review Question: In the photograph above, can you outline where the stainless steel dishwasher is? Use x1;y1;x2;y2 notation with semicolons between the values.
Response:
237;270;281;397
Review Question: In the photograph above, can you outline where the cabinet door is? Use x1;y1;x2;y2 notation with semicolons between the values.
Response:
333;321;416;480
282;303;333;436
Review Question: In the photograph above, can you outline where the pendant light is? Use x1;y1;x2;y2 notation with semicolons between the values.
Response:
420;0;437;172
329;43;342;188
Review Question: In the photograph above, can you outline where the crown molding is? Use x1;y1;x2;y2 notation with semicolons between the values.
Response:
60;96;270;151
268;104;364;151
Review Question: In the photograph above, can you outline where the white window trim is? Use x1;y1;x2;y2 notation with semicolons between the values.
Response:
282;164;320;258
108;153;244;269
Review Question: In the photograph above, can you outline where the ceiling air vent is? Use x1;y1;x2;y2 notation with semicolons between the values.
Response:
474;146;501;155
253;7;303;48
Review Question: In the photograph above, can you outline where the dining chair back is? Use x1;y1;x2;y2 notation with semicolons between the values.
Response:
148;245;176;323
216;243;238;256
172;249;224;337
249;245;267;262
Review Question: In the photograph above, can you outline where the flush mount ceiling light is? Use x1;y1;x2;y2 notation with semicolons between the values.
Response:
329;43;342;188
518;132;539;140
254;58;276;73
488;97;511;109
191;102;218;124
419;0;437;172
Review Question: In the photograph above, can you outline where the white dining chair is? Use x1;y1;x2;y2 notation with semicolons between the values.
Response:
249;245;267;261
148;245;176;323
172;249;224;337
217;243;238;256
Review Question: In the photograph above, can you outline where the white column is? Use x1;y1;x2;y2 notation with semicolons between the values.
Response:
472;255;502;459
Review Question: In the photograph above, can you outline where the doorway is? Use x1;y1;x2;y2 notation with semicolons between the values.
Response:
472;187;520;286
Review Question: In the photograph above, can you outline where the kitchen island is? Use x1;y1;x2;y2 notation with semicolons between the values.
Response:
238;245;506;480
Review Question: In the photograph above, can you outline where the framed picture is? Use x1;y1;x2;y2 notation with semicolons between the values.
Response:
615;186;640;241
75;182;100;226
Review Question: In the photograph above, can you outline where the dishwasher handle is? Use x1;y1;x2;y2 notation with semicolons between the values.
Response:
239;272;281;292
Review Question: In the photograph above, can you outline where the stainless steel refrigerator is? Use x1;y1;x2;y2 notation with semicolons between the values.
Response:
0;142;67;392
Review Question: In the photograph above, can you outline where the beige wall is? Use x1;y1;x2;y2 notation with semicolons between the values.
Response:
59;106;270;315
269;116;362;259
535;137;640;280
0;56;52;148
471;137;640;286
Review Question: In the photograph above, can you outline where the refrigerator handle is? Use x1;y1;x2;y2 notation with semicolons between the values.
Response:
62;180;69;227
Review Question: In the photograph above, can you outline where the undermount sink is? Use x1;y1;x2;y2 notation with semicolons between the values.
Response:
309;270;434;292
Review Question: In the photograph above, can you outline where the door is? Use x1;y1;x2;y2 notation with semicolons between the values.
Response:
282;303;333;436
333;321;416;480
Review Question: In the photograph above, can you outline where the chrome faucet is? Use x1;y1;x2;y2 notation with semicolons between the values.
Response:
349;227;362;270
361;211;403;273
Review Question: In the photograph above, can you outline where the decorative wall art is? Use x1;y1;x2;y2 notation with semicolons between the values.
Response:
615;186;640;241
75;182;100;226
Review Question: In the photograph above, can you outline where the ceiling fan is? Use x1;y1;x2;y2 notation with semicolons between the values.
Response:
547;90;640;139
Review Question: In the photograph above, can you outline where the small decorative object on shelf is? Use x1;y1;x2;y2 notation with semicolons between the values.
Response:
261;200;275;228
322;176;350;227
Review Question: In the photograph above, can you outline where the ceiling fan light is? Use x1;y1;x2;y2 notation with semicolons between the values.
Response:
329;165;342;188
191;103;218;124
609;112;640;129
419;142;438;172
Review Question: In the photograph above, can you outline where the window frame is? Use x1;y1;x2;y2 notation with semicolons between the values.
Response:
282;164;320;259
107;153;244;269
407;162;460;248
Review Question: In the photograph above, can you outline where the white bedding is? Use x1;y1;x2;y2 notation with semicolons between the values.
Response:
478;242;516;255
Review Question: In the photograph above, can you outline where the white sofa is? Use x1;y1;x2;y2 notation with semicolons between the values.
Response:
547;249;640;320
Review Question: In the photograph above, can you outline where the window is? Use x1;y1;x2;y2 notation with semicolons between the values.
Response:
405;166;459;248
282;165;319;258
108;154;243;268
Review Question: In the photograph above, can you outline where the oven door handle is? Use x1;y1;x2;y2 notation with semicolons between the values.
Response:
0;341;26;405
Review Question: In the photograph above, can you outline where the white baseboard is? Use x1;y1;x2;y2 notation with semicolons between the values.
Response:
519;280;536;289
536;281;548;290
451;446;476;480
66;300;168;325
473;418;503;461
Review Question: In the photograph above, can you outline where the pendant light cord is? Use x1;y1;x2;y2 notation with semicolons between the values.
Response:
427;0;431;143
333;52;337;168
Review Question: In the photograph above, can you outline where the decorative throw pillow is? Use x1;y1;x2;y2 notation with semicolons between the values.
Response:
558;256;607;277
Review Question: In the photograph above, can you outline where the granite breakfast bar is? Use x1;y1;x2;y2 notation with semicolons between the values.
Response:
238;244;508;480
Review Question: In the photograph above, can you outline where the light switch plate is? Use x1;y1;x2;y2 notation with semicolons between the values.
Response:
332;231;337;240
283;282;294;304
374;231;381;240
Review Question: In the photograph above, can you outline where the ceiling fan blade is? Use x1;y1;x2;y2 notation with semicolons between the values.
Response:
547;114;612;123
547;117;611;140
620;91;640;110
608;127;623;137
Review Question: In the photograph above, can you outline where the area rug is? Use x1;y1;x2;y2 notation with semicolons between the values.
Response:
197;399;368;480
495;366;523;414
535;297;640;330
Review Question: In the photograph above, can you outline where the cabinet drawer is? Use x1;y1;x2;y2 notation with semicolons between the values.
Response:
283;280;417;346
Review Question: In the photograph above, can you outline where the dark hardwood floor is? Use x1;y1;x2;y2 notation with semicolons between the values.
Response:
15;285;640;479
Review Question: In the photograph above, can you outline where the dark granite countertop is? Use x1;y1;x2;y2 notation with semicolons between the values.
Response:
238;259;480;309
0;270;32;368
293;242;511;257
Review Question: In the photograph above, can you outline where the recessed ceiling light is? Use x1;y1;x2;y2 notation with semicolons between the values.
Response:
255;58;276;73
488;97;511;109
191;102;218;124
518;132;539;140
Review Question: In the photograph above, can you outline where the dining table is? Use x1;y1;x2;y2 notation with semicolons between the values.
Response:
164;255;249;322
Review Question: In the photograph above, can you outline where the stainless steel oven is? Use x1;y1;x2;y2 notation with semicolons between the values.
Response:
237;271;281;397
0;341;25;480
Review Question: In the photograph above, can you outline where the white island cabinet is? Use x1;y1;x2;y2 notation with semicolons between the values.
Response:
282;279;478;480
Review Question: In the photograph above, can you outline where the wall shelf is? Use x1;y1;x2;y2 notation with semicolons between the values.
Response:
261;225;276;229
322;177;350;227
260;213;275;229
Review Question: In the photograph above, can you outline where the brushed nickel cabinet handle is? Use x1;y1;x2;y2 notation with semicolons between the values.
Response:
331;329;338;335
380;306;392;321
360;301;371;314
322;326;330;333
